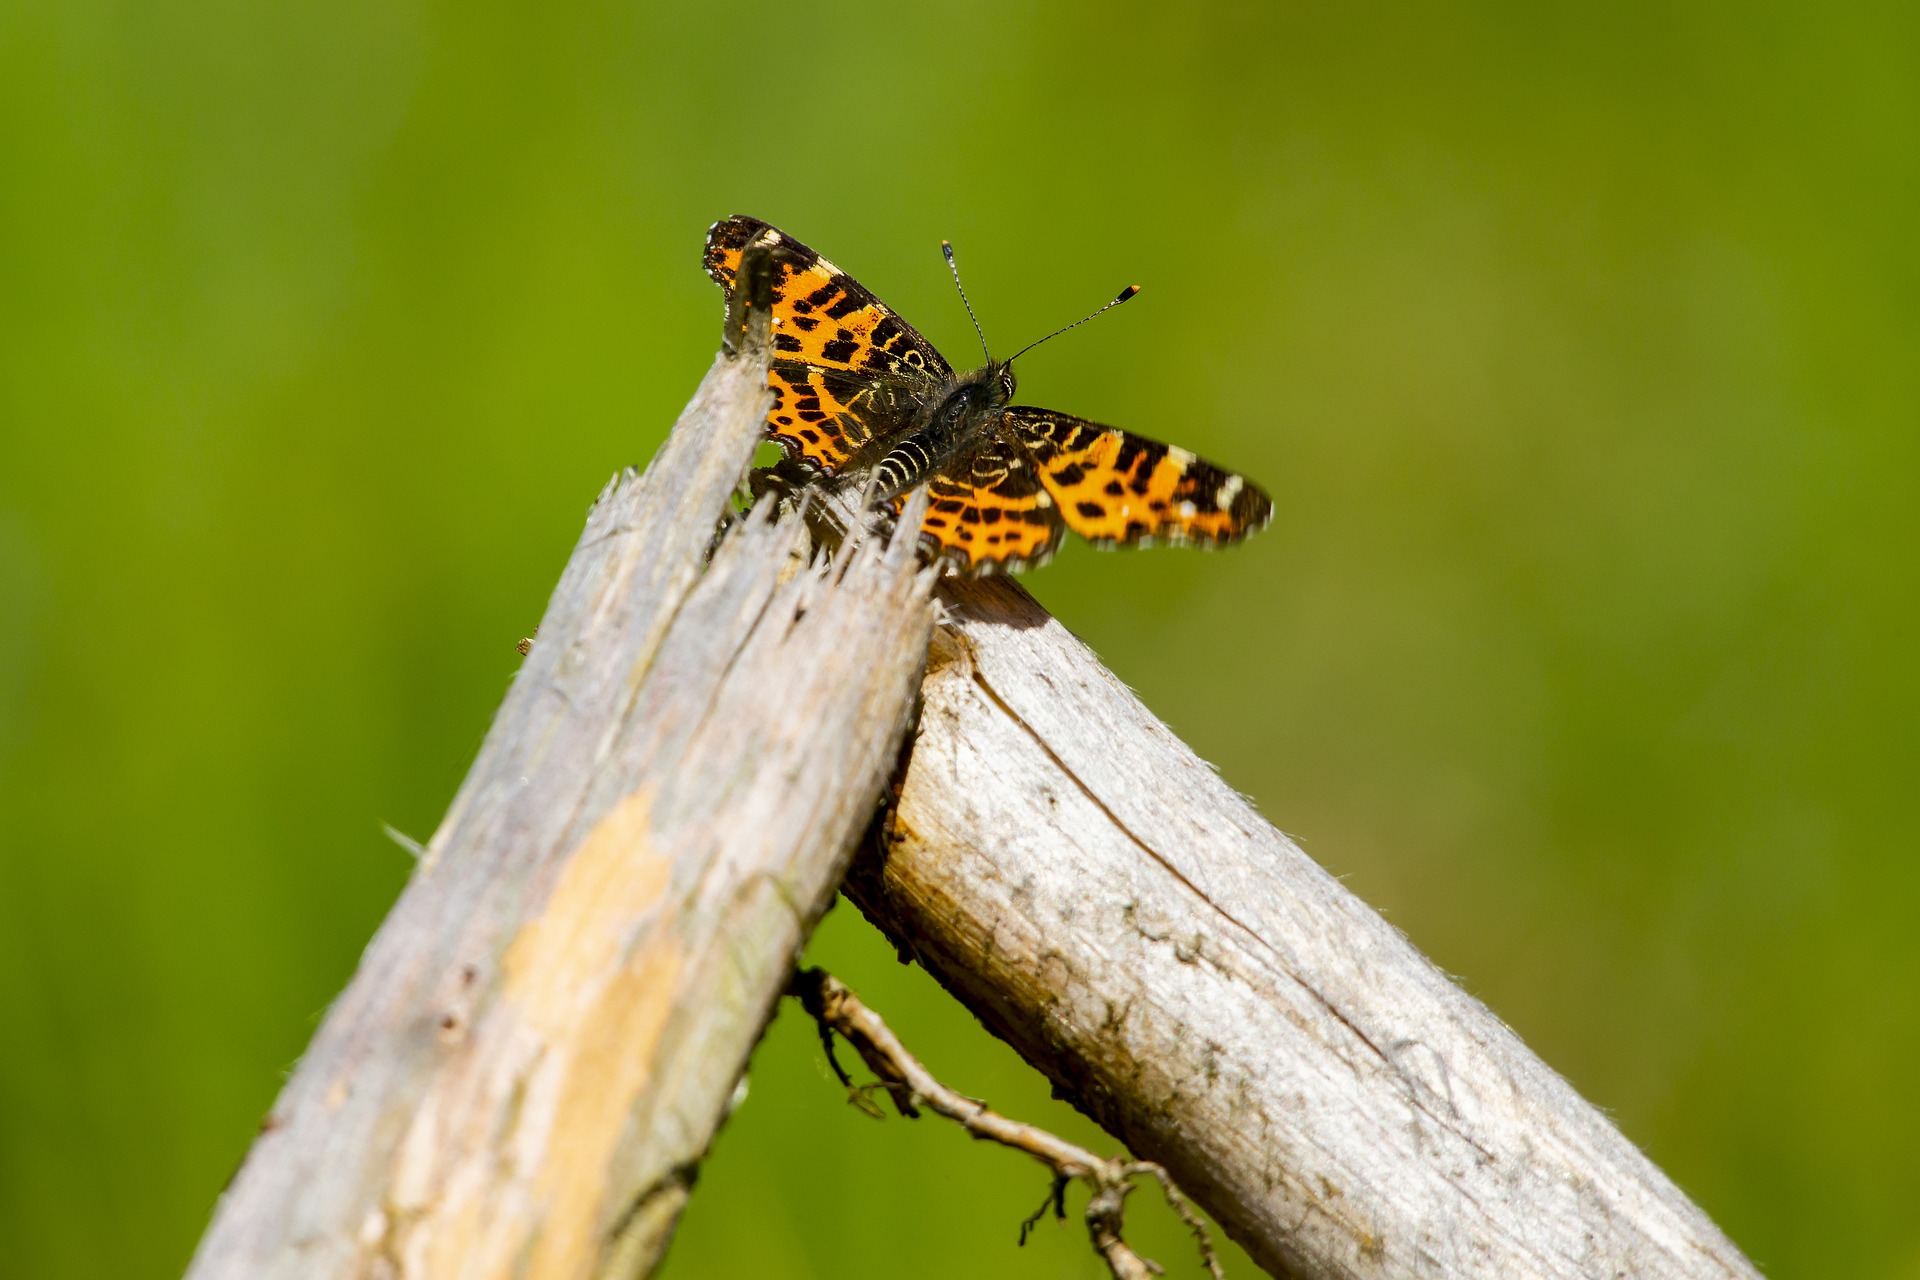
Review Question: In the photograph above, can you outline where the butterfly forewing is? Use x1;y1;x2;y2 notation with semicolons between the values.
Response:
705;216;950;476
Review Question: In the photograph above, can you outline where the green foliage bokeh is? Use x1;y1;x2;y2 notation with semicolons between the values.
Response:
2;2;1916;1276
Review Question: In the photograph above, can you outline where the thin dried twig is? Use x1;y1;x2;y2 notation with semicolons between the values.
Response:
788;967;1225;1280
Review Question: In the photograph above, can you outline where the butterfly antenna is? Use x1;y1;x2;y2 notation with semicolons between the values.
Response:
942;239;992;364
1007;284;1142;365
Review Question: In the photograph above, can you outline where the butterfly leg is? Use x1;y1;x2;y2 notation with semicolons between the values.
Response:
742;453;818;517
708;454;806;562
736;454;857;563
732;450;923;567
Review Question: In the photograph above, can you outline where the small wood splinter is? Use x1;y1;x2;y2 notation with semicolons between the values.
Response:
788;967;1225;1280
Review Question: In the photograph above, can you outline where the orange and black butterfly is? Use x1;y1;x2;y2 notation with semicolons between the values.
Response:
704;215;1272;575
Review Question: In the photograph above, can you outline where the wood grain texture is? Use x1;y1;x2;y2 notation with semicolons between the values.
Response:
844;576;1761;1280
186;309;937;1280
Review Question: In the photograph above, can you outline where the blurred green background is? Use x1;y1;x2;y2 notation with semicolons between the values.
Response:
2;1;1916;1276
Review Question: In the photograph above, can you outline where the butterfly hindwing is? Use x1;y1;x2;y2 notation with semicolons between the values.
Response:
762;364;921;477
915;436;1066;575
1007;407;1273;548
705;215;950;476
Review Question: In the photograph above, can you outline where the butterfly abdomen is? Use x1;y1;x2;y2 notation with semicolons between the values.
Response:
871;437;937;498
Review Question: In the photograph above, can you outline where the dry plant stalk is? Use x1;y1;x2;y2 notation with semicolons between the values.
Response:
789;967;1224;1280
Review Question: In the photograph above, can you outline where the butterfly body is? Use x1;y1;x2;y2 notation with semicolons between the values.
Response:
704;215;1271;575
860;359;1020;503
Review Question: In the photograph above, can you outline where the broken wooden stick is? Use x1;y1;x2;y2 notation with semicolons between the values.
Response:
185;240;937;1280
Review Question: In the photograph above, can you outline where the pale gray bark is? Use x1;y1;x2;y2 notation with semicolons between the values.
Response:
843;576;1763;1280
185;278;937;1280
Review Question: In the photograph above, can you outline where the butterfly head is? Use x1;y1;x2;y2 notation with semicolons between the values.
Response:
934;360;1017;430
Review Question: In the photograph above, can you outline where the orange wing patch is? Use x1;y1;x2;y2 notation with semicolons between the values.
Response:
706;215;948;476
763;365;878;473
913;438;1066;574
1008;408;1273;548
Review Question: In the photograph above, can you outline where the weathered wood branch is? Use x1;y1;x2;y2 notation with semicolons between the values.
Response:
186;248;937;1280
843;577;1764;1280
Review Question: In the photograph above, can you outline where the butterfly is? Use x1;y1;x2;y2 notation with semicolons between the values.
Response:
704;215;1272;575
